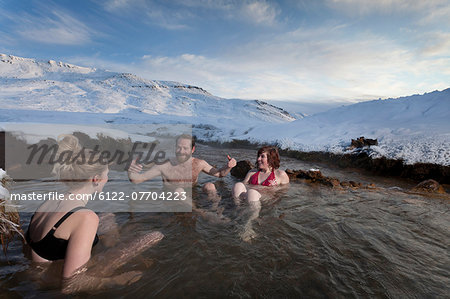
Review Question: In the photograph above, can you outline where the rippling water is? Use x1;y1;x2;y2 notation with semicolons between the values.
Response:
1;145;449;297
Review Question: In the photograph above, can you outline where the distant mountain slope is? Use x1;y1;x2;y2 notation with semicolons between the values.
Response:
0;54;294;122
240;88;450;165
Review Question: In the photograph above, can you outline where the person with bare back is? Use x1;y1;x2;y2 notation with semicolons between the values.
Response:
25;134;164;293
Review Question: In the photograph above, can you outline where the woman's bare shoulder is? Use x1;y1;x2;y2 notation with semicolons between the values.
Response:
73;209;99;224
275;169;287;175
275;169;289;184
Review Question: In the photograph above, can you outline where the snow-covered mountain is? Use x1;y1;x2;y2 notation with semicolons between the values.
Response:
0;53;294;123
239;89;450;165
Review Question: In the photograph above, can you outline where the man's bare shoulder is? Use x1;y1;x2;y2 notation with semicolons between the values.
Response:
192;157;207;166
145;160;170;172
162;158;179;167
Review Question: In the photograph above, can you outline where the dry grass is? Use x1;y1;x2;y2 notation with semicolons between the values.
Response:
0;174;23;255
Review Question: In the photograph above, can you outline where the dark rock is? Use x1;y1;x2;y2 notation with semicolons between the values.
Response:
288;168;342;189
286;169;298;181
285;169;295;175
231;160;254;179
287;167;375;190
340;181;351;188
286;169;323;181
350;136;378;149
286;169;306;179
348;181;362;188
366;183;377;189
411;179;446;194
322;178;341;188
328;178;342;188
306;169;324;181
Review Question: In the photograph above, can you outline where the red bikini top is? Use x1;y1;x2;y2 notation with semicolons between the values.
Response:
249;170;277;186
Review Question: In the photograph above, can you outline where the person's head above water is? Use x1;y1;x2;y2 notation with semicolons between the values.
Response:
176;134;196;149
52;134;109;189
175;134;196;163
256;146;280;171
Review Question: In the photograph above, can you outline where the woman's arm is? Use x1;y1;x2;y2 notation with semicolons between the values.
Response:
63;211;99;278
276;169;290;185
62;267;142;294
242;171;256;184
62;230;164;294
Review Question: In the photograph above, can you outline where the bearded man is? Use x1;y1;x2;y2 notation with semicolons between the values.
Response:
128;134;236;194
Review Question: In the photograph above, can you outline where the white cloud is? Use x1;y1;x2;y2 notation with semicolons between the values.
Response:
100;0;280;28
327;0;449;14
101;0;195;30
419;3;450;25
145;6;191;30
0;29;16;48
135;25;450;101
16;9;96;45
175;0;234;10
327;0;450;27
419;32;450;56
66;20;450;102
102;0;136;10
240;1;279;25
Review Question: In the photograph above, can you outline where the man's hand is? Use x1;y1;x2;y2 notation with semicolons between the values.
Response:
227;155;237;168
128;159;143;173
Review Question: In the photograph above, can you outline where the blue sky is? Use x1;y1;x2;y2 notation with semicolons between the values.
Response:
1;0;450;103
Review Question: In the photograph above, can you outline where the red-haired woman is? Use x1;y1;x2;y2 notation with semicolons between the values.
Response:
232;146;289;241
233;146;289;201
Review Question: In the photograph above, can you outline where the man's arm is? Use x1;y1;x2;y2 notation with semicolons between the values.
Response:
127;159;163;184
201;156;237;178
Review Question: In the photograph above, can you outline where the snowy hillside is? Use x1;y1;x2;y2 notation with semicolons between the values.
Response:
0;54;294;126
238;89;450;165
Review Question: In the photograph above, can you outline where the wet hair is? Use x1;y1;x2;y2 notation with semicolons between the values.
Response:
256;146;280;170
176;134;196;149
52;135;108;188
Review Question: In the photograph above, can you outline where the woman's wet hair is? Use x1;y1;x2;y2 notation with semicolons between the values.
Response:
257;146;280;170
52;135;108;188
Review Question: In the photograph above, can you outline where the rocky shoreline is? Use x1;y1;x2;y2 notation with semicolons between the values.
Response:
201;139;450;186
230;158;448;196
279;149;450;185
1;131;449;187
